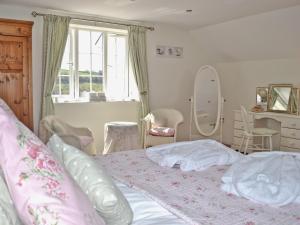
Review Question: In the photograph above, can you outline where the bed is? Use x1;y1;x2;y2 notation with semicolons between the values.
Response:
0;97;300;225
96;150;300;225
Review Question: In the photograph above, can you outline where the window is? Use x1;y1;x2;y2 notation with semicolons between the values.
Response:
53;25;138;102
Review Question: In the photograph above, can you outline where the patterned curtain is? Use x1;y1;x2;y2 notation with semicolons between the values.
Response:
41;15;70;119
128;26;150;146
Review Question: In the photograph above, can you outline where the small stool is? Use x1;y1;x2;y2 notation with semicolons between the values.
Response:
103;121;140;154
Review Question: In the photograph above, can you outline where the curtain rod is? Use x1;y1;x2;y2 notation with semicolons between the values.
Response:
31;11;155;31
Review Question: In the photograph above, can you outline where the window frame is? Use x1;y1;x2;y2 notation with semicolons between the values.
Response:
53;24;134;102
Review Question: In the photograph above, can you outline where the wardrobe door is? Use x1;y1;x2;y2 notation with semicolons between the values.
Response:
0;19;33;129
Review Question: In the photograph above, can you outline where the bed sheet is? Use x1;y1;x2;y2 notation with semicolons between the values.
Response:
116;181;186;225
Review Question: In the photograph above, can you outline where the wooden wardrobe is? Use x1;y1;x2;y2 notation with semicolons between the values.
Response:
0;18;33;129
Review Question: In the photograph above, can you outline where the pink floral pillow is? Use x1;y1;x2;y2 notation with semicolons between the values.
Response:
0;108;105;225
149;127;175;137
0;98;17;119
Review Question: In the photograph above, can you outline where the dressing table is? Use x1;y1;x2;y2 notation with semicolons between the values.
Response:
232;110;300;152
232;84;300;152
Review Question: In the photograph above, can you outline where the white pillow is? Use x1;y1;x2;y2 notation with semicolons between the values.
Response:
0;174;22;225
47;135;133;225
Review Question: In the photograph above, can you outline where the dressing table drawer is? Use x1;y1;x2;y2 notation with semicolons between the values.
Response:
281;118;300;129
281;137;300;150
280;146;300;152
281;128;300;139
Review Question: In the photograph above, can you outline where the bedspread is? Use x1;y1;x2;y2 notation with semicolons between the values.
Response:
96;150;300;225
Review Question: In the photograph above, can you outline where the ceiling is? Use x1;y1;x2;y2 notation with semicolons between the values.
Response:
2;0;300;28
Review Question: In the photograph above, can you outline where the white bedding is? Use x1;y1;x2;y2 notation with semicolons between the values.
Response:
116;181;185;225
222;151;300;207
146;139;242;171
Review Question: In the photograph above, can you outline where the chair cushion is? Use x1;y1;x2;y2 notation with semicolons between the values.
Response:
47;135;133;225
78;135;94;147
149;127;175;137
253;128;279;135
0;108;105;225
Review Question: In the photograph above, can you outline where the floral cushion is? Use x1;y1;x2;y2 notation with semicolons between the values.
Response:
47;135;133;225
149;127;175;137
0;108;105;225
0;98;17;119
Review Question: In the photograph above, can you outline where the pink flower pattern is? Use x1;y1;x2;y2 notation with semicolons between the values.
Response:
97;150;300;225
28;205;59;225
15;123;67;223
18;135;66;200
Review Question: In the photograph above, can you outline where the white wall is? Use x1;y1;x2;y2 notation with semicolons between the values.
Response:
55;102;139;152
147;24;203;141
190;5;300;63
216;58;300;145
0;4;203;150
189;5;300;146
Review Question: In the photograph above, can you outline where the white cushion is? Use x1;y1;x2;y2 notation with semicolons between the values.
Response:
47;135;133;225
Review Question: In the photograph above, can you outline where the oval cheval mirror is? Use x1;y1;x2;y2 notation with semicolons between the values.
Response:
193;65;223;138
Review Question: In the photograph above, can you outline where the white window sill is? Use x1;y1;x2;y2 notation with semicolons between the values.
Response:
53;99;139;104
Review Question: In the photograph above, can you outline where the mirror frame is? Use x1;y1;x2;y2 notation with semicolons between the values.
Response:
193;65;222;136
267;84;293;113
256;87;268;106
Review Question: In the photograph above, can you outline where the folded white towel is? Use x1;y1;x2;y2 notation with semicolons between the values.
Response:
222;151;300;207
146;139;242;171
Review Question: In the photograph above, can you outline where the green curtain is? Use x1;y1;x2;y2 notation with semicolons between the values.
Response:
128;26;150;146
41;15;70;119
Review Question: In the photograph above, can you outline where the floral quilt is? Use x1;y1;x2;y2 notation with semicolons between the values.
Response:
96;150;300;225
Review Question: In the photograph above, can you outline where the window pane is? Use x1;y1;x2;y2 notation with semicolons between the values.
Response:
61;35;71;70
91;31;103;54
61;76;70;95
79;76;91;96
91;32;103;76
106;34;127;99
79;53;91;74
52;77;60;95
78;30;90;54
92;76;103;92
60;68;70;75
78;30;91;73
92;54;102;75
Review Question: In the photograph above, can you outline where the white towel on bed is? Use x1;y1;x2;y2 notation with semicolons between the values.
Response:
222;151;300;207
146;139;242;171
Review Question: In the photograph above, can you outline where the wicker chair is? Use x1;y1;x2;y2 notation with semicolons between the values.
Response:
142;108;184;148
39;116;95;155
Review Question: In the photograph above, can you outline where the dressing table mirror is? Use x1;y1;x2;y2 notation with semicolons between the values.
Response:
267;84;293;113
256;87;268;105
